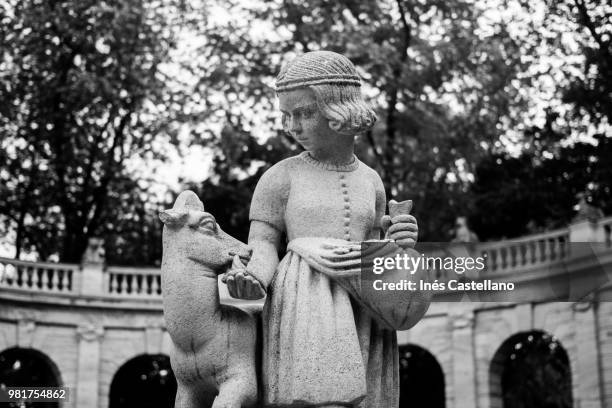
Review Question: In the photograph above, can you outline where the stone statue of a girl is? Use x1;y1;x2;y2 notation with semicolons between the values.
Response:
225;51;424;408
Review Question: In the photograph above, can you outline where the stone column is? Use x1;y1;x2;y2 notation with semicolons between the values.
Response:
573;302;604;408
450;311;477;408
75;324;104;408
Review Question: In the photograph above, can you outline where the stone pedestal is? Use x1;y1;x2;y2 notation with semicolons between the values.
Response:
79;237;106;296
569;220;605;243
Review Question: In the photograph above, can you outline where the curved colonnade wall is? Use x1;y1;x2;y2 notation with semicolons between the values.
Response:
1;216;612;408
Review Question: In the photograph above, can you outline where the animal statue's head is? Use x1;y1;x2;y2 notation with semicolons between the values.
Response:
159;190;251;274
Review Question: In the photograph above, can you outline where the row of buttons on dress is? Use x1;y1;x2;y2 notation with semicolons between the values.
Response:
340;174;350;241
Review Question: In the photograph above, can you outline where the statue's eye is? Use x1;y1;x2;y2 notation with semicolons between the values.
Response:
199;219;217;232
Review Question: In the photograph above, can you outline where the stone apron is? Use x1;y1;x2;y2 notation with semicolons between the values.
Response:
261;237;400;407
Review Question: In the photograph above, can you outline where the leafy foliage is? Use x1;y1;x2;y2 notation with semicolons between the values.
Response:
192;0;530;242
1;0;610;264
0;0;186;262
469;0;612;240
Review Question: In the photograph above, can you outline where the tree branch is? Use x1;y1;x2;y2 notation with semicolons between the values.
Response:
383;0;412;188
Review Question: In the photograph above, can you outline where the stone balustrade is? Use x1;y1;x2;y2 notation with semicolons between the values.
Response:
106;266;162;297
2;215;612;303
478;227;570;273
0;257;78;293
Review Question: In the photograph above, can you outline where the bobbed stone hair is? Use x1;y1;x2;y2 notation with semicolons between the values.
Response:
275;51;377;135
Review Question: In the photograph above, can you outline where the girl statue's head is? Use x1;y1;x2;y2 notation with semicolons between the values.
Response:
275;51;377;135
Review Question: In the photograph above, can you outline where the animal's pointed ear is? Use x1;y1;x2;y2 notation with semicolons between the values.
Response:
174;190;204;212
159;209;188;227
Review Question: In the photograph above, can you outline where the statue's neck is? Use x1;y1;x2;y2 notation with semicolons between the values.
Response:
309;137;355;166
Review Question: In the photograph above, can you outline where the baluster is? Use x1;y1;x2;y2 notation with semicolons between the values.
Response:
532;241;541;263
32;267;41;289
0;263;4;285
24;266;32;288
40;268;49;290
154;275;160;295
120;274;128;294
509;245;517;268
32;267;39;288
525;242;533;264
498;248;506;270
542;239;551;262
110;273;118;294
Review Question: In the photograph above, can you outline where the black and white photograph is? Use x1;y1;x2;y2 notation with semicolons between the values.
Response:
0;0;611;407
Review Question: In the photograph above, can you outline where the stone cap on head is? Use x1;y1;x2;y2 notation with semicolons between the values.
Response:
275;50;361;93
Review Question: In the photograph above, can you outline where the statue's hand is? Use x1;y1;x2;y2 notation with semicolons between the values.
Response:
382;214;418;249
222;255;266;300
381;199;418;248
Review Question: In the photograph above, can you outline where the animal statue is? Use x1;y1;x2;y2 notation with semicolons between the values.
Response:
159;190;259;408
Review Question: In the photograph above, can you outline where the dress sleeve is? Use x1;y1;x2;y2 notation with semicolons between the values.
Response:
249;161;290;232
369;171;387;240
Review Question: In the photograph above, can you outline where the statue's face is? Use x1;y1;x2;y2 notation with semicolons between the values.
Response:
278;88;334;151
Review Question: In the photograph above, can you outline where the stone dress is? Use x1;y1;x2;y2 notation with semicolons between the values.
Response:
249;152;399;407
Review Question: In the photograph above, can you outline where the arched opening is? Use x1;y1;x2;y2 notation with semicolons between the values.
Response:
0;347;62;408
109;354;176;408
489;330;572;408
399;344;445;408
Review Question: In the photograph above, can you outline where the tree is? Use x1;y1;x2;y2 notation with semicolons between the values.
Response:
0;0;187;262
468;1;612;240
470;131;612;241
545;0;612;125
189;0;529;242
501;332;572;408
